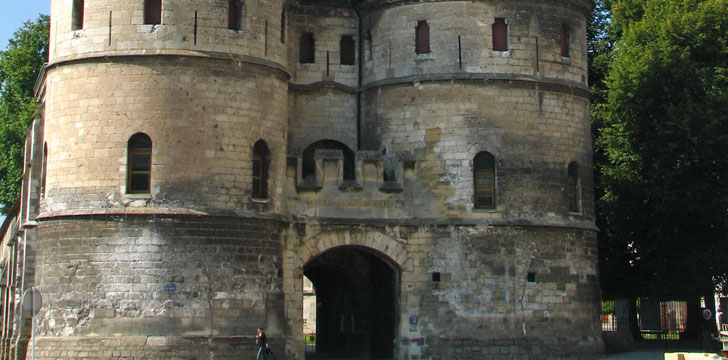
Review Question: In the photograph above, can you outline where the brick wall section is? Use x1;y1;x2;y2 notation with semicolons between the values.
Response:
43;56;288;214
34;215;287;346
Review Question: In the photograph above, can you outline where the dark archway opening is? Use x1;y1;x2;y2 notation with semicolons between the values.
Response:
304;246;398;359
302;140;356;181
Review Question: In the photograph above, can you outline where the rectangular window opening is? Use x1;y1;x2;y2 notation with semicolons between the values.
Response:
560;24;569;57
228;0;243;31
300;32;315;63
492;18;508;51
415;20;430;54
144;0;162;25
72;0;84;31
340;35;355;65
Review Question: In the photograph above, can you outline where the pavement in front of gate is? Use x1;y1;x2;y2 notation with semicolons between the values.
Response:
605;350;722;359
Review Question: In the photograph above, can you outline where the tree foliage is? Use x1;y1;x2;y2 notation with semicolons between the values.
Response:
0;15;49;213
596;0;728;298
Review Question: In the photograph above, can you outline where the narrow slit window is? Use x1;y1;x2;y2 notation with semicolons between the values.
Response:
228;0;243;31
127;133;152;194
280;9;286;43
300;32;315;63
72;0;84;31
415;20;430;54
252;140;270;199
340;35;355;65
473;152;496;209
560;24;569;57
41;143;47;199
144;0;162;25
568;162;580;212
492;18;508;51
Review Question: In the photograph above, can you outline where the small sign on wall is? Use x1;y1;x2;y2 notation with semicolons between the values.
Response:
164;284;177;292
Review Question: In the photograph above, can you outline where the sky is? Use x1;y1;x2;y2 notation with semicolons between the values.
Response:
0;0;50;50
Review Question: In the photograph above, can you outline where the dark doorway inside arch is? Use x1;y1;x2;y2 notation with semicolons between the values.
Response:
304;246;398;359
302;140;356;181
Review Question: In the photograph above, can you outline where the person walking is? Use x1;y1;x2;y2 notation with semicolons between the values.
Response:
256;326;271;360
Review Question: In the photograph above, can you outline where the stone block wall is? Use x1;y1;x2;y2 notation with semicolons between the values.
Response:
289;87;357;157
361;1;588;85
32;214;288;357
49;0;287;66
362;80;593;220
42;56;288;214
288;4;358;87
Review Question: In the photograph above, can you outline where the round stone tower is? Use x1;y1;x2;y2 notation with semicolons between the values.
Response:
36;0;290;358
31;0;601;358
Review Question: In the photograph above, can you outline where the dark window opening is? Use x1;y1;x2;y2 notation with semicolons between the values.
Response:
252;140;270;199
415;20;430;54
527;272;536;282
474;152;496;209
560;24;569;57
41;143;47;199
144;0;162;25
365;31;372;61
492;18;508;51
300;32;315;63
127;133;152;194
72;0;84;30
432;272;441;282
568;162;580;212
302;140;355;181
228;0;242;31
280;9;286;43
340;35;355;65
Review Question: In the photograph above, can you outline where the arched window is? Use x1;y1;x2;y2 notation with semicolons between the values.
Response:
473;152;496;209
41;143;47;199
252;140;270;199
302;140;355;181
492;18;508;51
127;133;152;194
228;0;243;31
72;0;84;30
144;0;162;25
568;161;580;212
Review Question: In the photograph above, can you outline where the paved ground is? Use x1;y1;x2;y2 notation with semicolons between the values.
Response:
605;350;721;359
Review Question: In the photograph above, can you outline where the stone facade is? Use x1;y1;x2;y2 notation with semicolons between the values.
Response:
0;0;602;359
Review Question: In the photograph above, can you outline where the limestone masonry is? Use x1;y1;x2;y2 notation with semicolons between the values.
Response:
0;0;601;358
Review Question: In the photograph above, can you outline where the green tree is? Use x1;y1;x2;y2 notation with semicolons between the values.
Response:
597;0;728;298
0;15;49;213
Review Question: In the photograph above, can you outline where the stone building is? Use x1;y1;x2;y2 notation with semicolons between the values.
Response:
0;0;601;358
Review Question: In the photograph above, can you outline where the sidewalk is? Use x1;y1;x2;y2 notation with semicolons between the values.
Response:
605;350;721;360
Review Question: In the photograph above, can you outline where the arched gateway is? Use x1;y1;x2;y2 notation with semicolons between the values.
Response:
285;230;408;359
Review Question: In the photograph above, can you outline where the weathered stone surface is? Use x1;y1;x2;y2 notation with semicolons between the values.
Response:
17;0;602;359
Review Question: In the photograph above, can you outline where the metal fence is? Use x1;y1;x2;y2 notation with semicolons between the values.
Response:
602;298;688;340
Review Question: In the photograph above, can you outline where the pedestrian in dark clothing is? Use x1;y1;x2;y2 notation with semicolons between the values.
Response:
256;326;270;360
